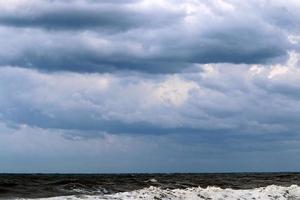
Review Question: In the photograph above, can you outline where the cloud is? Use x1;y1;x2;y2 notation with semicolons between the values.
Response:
1;0;300;172
0;0;177;31
0;0;297;73
0;52;300;136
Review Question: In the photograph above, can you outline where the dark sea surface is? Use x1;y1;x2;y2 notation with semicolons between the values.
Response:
0;173;300;199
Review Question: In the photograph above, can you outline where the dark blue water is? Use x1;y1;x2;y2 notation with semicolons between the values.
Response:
0;173;300;199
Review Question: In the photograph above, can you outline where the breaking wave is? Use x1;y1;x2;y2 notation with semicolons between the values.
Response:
21;185;300;200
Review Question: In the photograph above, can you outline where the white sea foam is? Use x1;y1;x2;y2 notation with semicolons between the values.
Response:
20;185;300;200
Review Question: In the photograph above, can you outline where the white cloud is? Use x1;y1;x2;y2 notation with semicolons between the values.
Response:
153;76;199;106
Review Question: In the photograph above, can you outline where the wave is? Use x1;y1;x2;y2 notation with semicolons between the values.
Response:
19;185;300;200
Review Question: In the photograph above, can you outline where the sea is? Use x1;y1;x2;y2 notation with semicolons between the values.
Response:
0;173;300;200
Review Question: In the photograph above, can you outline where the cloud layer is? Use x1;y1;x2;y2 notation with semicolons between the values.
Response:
1;0;300;172
0;0;298;73
1;52;300;135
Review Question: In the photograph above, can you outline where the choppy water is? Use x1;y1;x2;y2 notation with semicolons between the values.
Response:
1;173;300;199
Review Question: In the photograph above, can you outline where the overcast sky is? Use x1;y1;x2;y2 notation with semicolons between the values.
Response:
1;0;300;173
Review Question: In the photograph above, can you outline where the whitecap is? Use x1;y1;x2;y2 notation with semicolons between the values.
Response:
19;185;300;200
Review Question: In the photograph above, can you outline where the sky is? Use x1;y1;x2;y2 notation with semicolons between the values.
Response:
0;0;300;173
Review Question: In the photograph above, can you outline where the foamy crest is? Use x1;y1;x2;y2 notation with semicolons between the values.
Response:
21;185;300;200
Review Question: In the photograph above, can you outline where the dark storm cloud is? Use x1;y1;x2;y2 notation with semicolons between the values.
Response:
0;2;178;31
0;8;141;30
0;0;297;73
